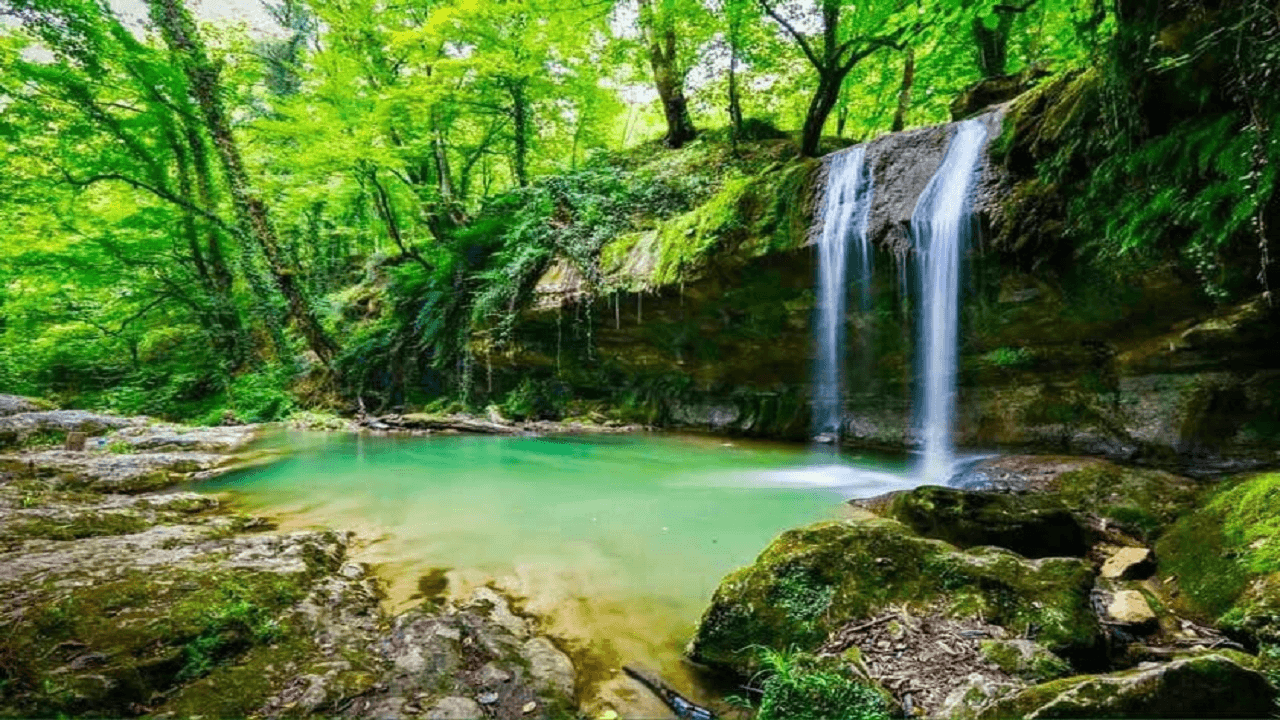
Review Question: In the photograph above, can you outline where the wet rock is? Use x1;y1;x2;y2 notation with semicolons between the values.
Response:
885;485;1089;558
688;518;1101;678
522;637;575;698
975;654;1277;719
425;696;484;719
1101;547;1155;580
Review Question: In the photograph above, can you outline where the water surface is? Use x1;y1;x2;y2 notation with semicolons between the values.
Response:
206;431;917;711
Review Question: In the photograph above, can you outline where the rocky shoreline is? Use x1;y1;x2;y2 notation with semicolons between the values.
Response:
688;456;1280;718
0;398;582;719
3;394;1278;719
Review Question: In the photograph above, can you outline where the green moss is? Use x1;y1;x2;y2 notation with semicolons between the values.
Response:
0;567;312;716
1052;461;1201;541
1159;473;1280;643
689;519;1100;677
2;512;151;541
979;640;1072;682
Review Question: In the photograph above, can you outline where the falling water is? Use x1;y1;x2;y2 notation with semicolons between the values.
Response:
813;146;873;442
911;120;988;483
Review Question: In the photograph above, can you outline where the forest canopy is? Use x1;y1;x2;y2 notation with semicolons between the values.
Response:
0;0;1272;421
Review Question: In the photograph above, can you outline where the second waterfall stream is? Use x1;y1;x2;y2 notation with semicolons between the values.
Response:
911;119;989;483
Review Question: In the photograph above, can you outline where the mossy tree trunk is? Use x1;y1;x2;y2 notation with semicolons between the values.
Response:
148;0;338;366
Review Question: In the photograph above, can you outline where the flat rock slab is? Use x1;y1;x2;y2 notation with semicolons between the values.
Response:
104;423;259;453
1107;590;1158;628
0;450;228;492
0;411;144;447
0;395;46;417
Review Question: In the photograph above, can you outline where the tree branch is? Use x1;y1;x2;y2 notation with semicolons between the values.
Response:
758;0;823;69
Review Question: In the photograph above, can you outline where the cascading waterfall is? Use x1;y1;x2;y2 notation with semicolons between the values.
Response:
813;146;873;442
910;119;988;483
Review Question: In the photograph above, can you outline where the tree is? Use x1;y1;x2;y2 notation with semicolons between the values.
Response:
147;0;338;365
634;0;702;148
759;0;916;156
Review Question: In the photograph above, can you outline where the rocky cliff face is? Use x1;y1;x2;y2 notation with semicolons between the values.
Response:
487;102;1280;472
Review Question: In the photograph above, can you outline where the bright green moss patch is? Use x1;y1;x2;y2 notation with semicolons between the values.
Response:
1158;473;1280;643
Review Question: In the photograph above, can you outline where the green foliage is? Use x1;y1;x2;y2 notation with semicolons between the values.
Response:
1157;473;1280;631
983;346;1033;369
752;648;889;720
1072;115;1279;301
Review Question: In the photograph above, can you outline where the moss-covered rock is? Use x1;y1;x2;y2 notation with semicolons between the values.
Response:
687;518;1101;678
979;639;1073;683
886;485;1089;558
967;457;1202;543
974;654;1276;719
1157;472;1280;644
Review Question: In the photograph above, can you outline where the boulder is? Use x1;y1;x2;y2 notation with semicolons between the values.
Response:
687;518;1101;678
0;450;229;493
1100;547;1155;580
885;485;1089;558
975;654;1277;719
1105;590;1158;630
959;456;1201;542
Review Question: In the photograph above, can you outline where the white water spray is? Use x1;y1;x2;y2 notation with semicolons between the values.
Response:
911;120;988;483
813;147;873;442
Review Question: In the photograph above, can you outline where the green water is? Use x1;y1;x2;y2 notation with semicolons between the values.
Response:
206;431;916;711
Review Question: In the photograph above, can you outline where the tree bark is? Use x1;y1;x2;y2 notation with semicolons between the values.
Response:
891;46;915;132
639;0;696;148
149;0;337;365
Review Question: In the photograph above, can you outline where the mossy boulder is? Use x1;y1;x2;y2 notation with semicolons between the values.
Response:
974;654;1276;719
1157;472;1280;644
687;518;1101;677
886;486;1089;558
979;639;1073;683
969;457;1203;542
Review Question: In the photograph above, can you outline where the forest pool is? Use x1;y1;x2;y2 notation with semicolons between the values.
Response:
203;431;920;709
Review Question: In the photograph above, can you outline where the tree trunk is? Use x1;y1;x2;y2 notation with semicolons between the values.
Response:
800;74;841;157
638;0;696;149
509;81;530;187
727;50;744;149
149;0;337;365
891;46;915;132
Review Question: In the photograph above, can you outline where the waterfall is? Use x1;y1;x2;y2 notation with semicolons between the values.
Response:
813;146;873;442
910;120;988;483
